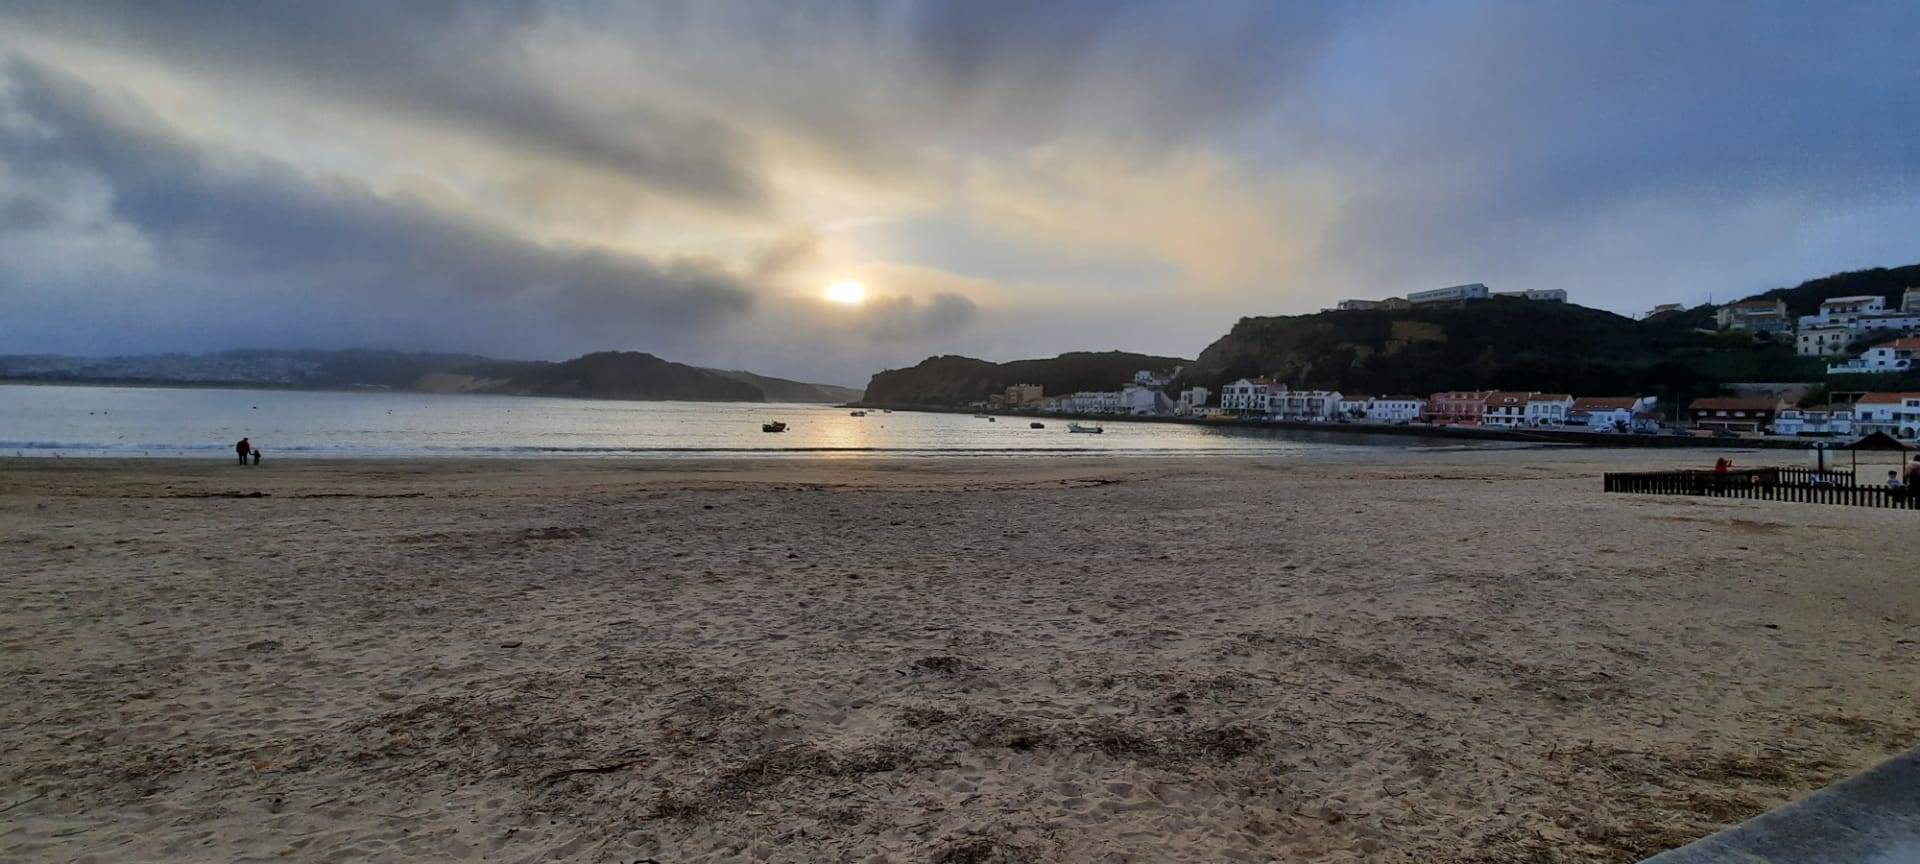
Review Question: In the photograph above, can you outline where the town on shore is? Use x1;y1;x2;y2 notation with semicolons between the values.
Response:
972;284;1920;441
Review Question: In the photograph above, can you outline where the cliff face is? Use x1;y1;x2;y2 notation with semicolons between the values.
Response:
861;351;1189;406
1181;299;1815;398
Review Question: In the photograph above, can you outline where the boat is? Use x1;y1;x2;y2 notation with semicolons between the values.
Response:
988;417;996;422
762;421;788;433
1030;422;1046;429
1067;422;1104;434
849;410;867;417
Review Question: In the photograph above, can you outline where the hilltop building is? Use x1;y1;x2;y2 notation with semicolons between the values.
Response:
1493;289;1567;302
1715;298;1790;334
1644;303;1685;318
1407;283;1491;304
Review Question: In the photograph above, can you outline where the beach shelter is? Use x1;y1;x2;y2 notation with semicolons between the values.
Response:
1839;431;1916;484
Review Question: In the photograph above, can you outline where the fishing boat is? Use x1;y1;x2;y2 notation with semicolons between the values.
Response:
849;410;867;417
762;421;788;433
1067;422;1103;434
1030;422;1046;429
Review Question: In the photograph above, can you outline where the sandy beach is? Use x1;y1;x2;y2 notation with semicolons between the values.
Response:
1;449;1916;863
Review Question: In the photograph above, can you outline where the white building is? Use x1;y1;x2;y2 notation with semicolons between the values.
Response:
1407;283;1491;304
1828;338;1920;375
1175;387;1210;416
1220;378;1285;414
1046;391;1122;414
1852;393;1920;438
1117;383;1175;416
1132;369;1174;387
1270;390;1344;421
1335;299;1381;311
1904;288;1920;314
1357;395;1422;423
1523;394;1574;426
1796;324;1857;357
1770;406;1855;437
1493;289;1568;302
1480;392;1533;427
1568;396;1658;431
1813;295;1887;326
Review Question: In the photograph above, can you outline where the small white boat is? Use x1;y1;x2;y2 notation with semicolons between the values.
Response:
1067;422;1104;434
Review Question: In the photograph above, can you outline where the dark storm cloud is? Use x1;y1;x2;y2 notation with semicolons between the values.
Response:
2;0;767;210
859;291;977;341
0;57;752;355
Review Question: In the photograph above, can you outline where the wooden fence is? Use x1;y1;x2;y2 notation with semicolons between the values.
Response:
1603;468;1920;509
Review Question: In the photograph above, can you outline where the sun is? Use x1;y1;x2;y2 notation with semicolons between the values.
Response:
824;280;867;305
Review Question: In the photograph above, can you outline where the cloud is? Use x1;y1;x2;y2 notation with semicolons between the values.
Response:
1;1;1917;383
859;292;978;341
0;56;754;357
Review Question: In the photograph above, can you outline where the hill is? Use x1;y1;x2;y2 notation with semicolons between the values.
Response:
861;351;1189;407
1742;264;1920;317
1181;297;1819;401
0;349;861;403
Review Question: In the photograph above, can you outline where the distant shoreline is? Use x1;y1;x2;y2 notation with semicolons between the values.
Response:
856;401;1816;450
0;378;846;404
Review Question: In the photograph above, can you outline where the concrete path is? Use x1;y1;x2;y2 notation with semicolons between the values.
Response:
1642;746;1920;863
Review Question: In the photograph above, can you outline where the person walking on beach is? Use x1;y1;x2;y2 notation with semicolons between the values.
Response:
236;437;251;466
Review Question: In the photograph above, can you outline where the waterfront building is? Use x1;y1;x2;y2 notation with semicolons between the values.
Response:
1568;396;1657;431
1523;393;1574;426
1851;393;1920;438
1220;378;1286;414
1686;398;1784;434
1828;337;1920;375
1423;391;1493;424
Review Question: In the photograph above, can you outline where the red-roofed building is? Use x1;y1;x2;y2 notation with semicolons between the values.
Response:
1422;391;1493;425
1481;392;1535;427
1687;397;1784;434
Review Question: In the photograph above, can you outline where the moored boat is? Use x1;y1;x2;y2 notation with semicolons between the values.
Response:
849;410;867;417
1030;422;1046;429
762;421;788;433
1067;422;1103;434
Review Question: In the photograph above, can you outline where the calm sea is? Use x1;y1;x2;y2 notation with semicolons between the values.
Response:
0;384;1468;458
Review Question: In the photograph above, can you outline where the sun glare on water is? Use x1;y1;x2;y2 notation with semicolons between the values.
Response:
825;280;867;305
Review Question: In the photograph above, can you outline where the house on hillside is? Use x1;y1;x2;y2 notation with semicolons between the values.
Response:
1813;295;1887;326
1714;298;1790;334
1687;398;1783;435
1797;324;1857;357
1423;391;1492;425
1569;396;1658;431
1827;337;1920;375
1852;393;1920;438
1904;288;1920;314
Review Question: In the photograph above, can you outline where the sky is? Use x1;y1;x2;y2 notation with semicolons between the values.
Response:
1;1;1916;387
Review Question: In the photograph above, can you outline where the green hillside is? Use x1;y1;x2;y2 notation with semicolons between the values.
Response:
861;351;1189;406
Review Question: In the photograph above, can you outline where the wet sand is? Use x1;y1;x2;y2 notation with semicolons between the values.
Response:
1;451;1916;862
